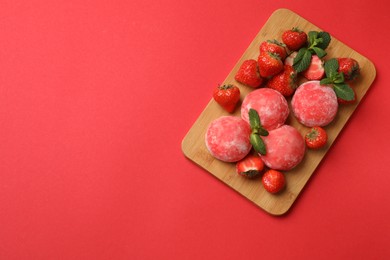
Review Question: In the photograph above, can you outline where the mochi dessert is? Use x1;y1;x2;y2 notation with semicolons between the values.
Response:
291;81;338;127
205;116;252;162
241;88;289;131
260;125;306;171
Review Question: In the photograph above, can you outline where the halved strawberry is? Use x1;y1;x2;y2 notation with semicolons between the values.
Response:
302;55;325;80
284;51;298;66
234;59;263;88
236;154;265;178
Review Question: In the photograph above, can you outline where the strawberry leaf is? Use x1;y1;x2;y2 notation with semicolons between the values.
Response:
334;83;355;101
294;49;312;73
250;133;266;155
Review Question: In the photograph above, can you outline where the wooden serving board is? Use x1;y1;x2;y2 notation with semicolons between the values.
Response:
181;9;376;215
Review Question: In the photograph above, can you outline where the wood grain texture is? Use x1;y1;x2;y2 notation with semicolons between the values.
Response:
181;9;376;215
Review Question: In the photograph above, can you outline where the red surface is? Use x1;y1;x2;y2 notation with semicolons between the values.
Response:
0;1;389;259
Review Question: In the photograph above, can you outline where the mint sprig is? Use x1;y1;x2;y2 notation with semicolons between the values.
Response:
293;31;331;73
320;58;355;101
248;109;268;155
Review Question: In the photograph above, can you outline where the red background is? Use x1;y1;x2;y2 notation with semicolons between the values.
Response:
1;0;389;259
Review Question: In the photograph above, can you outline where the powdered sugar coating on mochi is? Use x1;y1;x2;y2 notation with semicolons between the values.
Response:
241;88;289;131
291;80;338;127
260;125;306;171
205;116;252;162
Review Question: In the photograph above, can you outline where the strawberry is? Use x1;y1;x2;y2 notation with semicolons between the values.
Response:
302;55;325;80
266;65;297;97
258;51;284;78
213;84;240;113
337;58;360;81
262;169;285;194
236;154;265;178
284;51;297;66
260;40;287;60
282;27;307;51
234;59;263;88
305;126;328;149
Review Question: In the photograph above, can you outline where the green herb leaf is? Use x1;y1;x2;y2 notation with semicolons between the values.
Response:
258;127;269;136
293;47;308;65
333;72;345;84
334;83;355;101
250;133;266;155
316;31;331;49
248;108;260;130
320;78;334;85
324;58;339;77
312;47;327;58
294;49;312;73
308;31;318;45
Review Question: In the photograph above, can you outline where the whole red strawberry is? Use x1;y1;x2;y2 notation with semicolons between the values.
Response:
258;51;284;78
337;58;360;81
260;40;287;60
262;169;285;194
305;126;328;149
266;65;297;97
235;59;263;88
282;27;307;51
236;154;265;178
213;84;240;113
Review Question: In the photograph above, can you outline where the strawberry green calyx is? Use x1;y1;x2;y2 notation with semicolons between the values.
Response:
248;108;268;155
320;58;355;101
218;84;235;90
267;39;286;47
292;27;303;32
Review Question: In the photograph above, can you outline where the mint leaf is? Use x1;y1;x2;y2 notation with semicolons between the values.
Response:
248;108;260;130
257;127;269;137
334;83;355;101
324;58;339;77
293;47;307;65
308;31;318;44
248;109;268;155
312;47;327;58
320;78;334;85
316;31;331;49
333;72;345;84
294;49;312;73
250;133;266;155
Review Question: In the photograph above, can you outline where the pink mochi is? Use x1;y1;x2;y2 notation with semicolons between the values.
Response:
241;88;289;131
205;116;252;162
260;125;305;171
291;80;338;127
